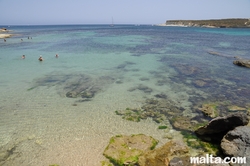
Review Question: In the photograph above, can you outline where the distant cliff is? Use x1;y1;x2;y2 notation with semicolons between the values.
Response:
165;18;250;28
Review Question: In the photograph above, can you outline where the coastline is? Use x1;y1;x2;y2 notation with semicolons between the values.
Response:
0;28;13;38
158;18;250;28
0;34;13;38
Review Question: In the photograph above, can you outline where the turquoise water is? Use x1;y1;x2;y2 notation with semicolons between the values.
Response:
1;25;250;165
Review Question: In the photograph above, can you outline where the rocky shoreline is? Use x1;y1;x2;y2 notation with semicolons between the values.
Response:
102;113;250;166
161;18;250;28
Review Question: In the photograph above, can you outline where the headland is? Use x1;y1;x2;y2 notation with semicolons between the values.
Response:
161;18;250;28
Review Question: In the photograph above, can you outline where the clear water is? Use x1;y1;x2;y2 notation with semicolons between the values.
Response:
1;25;250;165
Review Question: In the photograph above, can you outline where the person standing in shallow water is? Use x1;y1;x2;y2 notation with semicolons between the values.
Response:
22;55;25;59
38;55;43;61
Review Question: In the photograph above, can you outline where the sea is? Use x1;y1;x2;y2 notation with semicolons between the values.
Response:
0;24;250;165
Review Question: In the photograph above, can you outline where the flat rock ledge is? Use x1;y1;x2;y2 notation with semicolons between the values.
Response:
233;59;250;68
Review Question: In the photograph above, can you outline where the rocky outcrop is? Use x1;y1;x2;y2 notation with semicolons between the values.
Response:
233;59;250;68
221;126;250;165
103;134;158;166
195;113;249;142
138;140;189;166
165;19;250;28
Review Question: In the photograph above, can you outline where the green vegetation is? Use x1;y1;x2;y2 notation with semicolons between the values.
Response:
158;125;168;129
181;131;220;155
166;18;250;28
27;86;37;91
101;160;114;166
150;139;158;150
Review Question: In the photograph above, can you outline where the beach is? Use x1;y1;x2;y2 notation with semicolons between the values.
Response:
0;25;250;165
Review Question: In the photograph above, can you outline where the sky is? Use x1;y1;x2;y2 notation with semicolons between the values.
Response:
0;0;250;25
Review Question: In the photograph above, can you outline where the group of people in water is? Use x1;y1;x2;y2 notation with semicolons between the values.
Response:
3;36;32;42
22;54;59;61
3;35;59;61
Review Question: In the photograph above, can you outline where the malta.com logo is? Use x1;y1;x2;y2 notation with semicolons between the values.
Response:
190;154;247;164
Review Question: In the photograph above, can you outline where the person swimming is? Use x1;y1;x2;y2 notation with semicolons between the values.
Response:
38;55;43;61
22;55;25;59
55;54;59;58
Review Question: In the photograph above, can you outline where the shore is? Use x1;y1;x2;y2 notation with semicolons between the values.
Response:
0;34;13;38
163;18;250;28
0;28;13;38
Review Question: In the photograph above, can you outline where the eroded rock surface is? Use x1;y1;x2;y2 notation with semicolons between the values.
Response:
103;134;158;166
233;59;250;68
138;140;189;166
221;126;250;165
195;113;249;142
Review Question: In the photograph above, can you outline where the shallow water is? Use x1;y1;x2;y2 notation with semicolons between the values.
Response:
0;25;250;165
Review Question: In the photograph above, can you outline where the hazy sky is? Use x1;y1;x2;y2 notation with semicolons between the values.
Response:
0;0;250;25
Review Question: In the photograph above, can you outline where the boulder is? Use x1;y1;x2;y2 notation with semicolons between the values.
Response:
233;59;250;68
221;126;250;165
103;134;158;166
138;140;189;166
195;113;249;142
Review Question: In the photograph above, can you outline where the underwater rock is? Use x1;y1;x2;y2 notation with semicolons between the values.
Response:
115;108;145;122
0;151;10;162
207;51;232;58
103;134;158;166
228;105;248;112
128;84;153;93
137;84;153;93
194;80;207;87
233;59;250;68
139;77;150;81
195;113;249;142
80;91;95;98
66;91;78;98
138;140;189;166
154;93;168;99
221;126;250;165
31;72;116;99
115;98;186;125
171;116;198;132
172;64;201;76
193;78;214;88
181;131;220;156
115;107;166;123
199;103;219;118
0;146;16;163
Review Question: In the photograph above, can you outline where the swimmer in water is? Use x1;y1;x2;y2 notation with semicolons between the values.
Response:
38;55;43;61
22;55;25;59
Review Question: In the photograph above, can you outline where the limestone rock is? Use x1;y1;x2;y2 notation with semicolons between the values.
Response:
138;140;189;166
103;134;158;166
195;113;249;142
199;103;219;118
221;126;250;164
233;59;250;68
